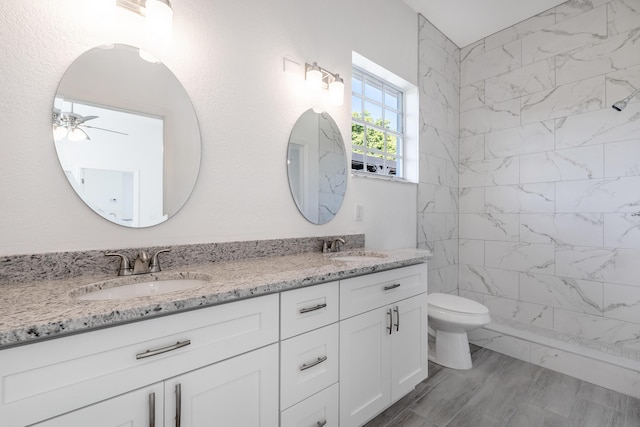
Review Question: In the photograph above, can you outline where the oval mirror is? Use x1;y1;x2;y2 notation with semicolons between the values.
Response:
53;44;201;228
287;109;347;224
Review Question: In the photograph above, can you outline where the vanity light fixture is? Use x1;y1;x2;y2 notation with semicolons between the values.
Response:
305;62;345;106
612;87;640;111
116;0;173;41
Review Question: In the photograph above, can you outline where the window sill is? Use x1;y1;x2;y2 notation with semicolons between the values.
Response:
350;171;417;185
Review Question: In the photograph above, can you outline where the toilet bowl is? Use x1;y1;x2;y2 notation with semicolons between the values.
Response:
427;293;490;370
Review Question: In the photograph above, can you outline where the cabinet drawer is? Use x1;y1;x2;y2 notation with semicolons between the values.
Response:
280;323;339;410
281;383;339;427
0;294;279;427
340;264;427;319
281;281;339;339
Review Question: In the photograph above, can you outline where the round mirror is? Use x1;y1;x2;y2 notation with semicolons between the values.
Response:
53;44;201;228
287;109;347;224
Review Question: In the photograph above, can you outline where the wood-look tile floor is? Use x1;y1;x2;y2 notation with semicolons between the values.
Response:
365;346;640;427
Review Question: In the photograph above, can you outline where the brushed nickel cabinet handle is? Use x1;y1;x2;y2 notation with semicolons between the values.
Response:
299;303;327;314
149;392;155;427
300;356;328;371
136;340;191;360
383;283;401;291
175;383;182;427
387;308;393;335
394;305;400;332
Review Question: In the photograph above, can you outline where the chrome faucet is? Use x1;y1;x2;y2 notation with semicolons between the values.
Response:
106;249;171;276
133;251;151;275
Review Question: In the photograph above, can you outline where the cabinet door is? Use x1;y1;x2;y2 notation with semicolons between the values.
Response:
32;383;163;427
391;294;427;401
165;344;279;427
339;306;392;427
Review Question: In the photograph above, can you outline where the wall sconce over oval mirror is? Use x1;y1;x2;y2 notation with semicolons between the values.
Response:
287;109;347;224
53;44;201;228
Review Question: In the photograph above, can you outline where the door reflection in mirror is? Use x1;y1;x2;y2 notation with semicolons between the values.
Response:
287;109;347;224
54;99;165;227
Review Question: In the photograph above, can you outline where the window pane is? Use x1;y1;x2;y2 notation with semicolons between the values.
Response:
366;128;386;153
394;136;403;156
386;133;398;155
384;110;399;132
364;80;382;102
385;89;400;109
384;157;397;175
352;95;363;118
351;120;365;147
352;75;363;95
364;101;382;124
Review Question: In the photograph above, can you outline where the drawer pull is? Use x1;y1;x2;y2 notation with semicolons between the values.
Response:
394;305;400;332
136;340;191;360
149;392;156;427
317;421;328;427
384;283;401;291
300;355;328;371
299;303;327;314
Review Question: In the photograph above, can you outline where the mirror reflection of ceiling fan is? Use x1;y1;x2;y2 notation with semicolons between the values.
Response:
52;108;129;141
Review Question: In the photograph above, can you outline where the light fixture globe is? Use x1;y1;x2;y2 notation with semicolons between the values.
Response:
68;127;90;141
329;74;344;106
305;62;323;93
145;0;173;41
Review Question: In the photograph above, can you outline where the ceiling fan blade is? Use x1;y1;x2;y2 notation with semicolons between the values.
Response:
77;115;99;123
81;124;129;136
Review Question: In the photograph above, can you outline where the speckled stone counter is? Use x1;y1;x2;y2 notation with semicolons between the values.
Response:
0;247;430;348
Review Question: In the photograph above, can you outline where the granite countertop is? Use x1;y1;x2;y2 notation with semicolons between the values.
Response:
0;248;430;349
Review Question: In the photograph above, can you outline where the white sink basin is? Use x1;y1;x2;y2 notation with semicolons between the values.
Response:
77;279;206;301
328;252;387;262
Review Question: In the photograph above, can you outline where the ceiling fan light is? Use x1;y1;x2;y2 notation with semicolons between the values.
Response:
53;125;68;141
68;127;90;141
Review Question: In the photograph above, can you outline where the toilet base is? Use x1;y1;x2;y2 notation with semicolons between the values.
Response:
428;330;472;370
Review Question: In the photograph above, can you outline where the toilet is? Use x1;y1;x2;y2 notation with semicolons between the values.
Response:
427;293;491;370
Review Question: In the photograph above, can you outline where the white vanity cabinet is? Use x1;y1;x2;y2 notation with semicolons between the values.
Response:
279;281;340;427
1;294;279;427
0;260;428;427
339;264;428;427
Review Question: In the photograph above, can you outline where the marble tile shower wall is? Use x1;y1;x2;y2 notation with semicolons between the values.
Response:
457;0;640;352
417;16;461;294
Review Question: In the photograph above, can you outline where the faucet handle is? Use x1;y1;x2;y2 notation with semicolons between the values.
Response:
330;237;346;252
318;239;329;253
105;252;133;276
150;249;171;273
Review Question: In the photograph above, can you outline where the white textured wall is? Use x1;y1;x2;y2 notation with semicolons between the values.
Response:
457;0;640;352
0;0;418;256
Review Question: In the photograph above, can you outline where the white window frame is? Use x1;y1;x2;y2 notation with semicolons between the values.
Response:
351;52;418;183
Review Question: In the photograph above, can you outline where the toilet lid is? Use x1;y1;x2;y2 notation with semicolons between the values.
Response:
428;293;489;315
